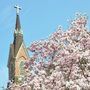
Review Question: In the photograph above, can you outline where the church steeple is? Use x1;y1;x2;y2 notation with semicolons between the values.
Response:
14;5;23;56
8;5;29;83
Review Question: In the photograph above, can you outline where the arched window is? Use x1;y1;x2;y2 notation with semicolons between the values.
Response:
20;61;25;75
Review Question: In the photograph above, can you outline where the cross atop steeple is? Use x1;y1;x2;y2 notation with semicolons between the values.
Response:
14;5;22;32
14;5;21;14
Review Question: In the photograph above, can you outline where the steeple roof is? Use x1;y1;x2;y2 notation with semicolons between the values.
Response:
15;14;21;31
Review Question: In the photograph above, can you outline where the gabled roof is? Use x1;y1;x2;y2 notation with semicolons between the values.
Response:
15;42;30;59
13;34;23;56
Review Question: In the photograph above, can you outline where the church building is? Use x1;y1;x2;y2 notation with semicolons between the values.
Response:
7;6;29;83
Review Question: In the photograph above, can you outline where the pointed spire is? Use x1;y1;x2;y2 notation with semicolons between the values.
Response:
14;5;21;31
15;14;21;30
14;5;23;56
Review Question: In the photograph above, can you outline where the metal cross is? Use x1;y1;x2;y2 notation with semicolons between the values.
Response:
14;5;21;14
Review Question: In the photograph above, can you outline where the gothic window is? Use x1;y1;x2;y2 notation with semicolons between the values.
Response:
20;61;25;75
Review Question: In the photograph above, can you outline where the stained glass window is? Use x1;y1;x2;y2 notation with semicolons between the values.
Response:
20;61;25;75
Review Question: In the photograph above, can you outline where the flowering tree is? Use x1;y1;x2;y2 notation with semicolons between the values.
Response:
8;14;90;90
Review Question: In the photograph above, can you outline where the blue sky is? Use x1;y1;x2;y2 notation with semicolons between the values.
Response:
0;0;90;89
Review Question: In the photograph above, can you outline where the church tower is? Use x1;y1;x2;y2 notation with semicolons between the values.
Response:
8;5;29;83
